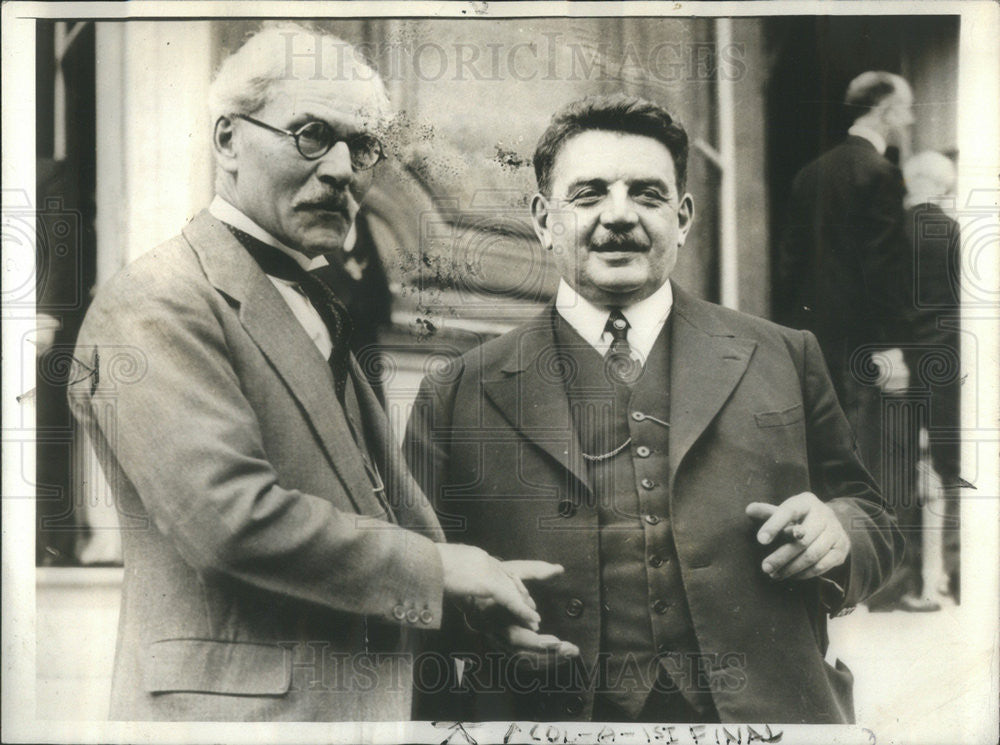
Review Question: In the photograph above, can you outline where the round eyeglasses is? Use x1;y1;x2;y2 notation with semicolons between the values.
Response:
233;113;385;170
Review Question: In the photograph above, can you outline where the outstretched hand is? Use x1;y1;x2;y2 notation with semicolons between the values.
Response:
462;560;579;664
491;624;581;665
437;544;563;631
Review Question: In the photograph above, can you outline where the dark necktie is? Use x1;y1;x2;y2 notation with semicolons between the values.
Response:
226;225;353;403
604;309;641;386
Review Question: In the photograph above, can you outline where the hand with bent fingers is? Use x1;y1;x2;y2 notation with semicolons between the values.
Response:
745;493;851;581
462;560;580;664
437;546;565;632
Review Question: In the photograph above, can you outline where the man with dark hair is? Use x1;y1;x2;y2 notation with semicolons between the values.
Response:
532;95;689;194
406;93;903;724
777;71;915;483
67;25;555;722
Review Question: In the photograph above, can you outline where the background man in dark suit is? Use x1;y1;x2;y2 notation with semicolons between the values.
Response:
871;151;963;611
777;72;916;486
406;95;903;723
67;25;555;722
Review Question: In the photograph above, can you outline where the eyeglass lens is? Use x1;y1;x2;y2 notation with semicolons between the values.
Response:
295;121;382;169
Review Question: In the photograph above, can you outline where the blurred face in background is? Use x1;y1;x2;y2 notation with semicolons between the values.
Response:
881;83;915;147
531;129;694;308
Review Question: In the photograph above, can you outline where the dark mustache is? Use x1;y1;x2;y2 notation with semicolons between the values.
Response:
591;232;650;252
295;194;350;214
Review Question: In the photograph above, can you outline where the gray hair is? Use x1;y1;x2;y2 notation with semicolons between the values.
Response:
904;151;957;198
207;24;391;123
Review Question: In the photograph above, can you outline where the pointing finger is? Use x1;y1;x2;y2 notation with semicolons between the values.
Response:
507;626;580;658
745;502;777;522
754;494;813;544
502;560;565;582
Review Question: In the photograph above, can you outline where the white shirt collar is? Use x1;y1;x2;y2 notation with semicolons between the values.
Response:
847;124;887;156
555;278;673;360
209;195;328;272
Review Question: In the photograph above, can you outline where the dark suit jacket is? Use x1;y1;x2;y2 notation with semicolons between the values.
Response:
778;135;910;381
405;285;903;723
902;202;962;482
68;211;445;721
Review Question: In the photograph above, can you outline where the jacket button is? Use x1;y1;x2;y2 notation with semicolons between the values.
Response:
644;513;661;525
641;478;656;490
565;598;584;618
652;599;670;614
636;445;651;458
565;695;585;715
406;609;420;624
649;554;665;568
392;604;406;621
558;499;578;518
419;609;434;624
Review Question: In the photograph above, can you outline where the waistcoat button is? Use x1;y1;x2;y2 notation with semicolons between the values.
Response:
565;598;585;618
636;445;651;458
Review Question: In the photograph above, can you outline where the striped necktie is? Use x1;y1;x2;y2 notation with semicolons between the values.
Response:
604;309;641;386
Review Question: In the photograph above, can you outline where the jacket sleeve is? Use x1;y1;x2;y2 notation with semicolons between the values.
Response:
799;328;906;612
68;275;443;628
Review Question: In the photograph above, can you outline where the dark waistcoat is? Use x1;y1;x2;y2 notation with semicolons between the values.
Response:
554;313;714;717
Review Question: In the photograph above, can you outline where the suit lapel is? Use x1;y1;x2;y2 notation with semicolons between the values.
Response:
482;310;591;497
668;286;757;489
182;211;375;513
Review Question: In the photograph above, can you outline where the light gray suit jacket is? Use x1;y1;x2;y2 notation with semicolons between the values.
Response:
69;210;445;721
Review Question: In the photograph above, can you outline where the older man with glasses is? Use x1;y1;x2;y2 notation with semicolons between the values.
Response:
68;25;558;722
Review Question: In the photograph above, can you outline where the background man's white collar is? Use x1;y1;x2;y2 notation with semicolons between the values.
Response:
847;124;887;156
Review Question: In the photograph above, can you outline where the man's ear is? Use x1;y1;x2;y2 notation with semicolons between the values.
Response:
676;193;695;247
213;116;239;175
530;192;552;249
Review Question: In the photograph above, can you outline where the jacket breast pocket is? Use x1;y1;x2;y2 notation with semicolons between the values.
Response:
144;638;291;696
754;403;804;428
